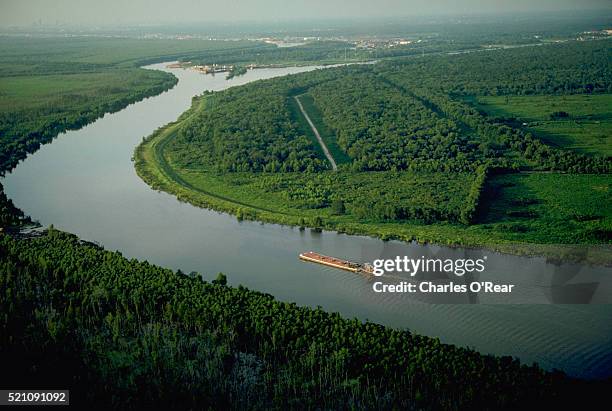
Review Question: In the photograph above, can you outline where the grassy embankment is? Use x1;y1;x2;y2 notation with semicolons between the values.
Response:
135;95;611;264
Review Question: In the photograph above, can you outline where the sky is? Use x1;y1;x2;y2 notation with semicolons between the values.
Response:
0;0;610;26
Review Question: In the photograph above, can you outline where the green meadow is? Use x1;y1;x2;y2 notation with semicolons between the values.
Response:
470;94;612;156
480;172;611;244
0;70;170;113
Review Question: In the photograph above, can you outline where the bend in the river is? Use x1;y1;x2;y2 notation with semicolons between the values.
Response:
2;62;612;379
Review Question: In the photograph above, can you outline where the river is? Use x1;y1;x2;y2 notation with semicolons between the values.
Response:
3;62;612;379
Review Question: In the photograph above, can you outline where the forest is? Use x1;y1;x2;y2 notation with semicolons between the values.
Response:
172;40;612;175
1;229;607;410
376;41;612;173
0;69;177;173
1;31;611;410
144;39;610;249
307;71;495;172
171;65;501;175
382;40;611;96
172;85;328;173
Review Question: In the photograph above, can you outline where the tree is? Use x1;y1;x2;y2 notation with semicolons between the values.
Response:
331;199;346;215
213;272;227;286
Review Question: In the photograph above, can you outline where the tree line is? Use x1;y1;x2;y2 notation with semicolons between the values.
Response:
1;229;604;409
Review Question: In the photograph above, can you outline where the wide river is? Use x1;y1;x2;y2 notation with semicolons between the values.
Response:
3;63;612;379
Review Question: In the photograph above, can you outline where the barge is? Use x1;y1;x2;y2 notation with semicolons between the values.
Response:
299;251;374;275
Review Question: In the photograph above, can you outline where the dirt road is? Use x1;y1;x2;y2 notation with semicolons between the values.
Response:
294;95;338;171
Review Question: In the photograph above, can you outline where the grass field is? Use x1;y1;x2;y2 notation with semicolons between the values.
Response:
480;173;611;243
0;70;169;113
468;94;612;157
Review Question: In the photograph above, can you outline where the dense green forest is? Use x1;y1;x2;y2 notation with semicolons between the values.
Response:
383;40;611;96
1;229;607;409
141;39;611;251
307;71;496;172
1;32;611;409
171;40;612;175
376;41;612;173
173;87;328;173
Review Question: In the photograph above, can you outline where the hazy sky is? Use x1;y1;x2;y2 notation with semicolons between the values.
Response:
1;0;610;26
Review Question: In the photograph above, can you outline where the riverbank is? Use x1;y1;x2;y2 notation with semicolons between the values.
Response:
5;60;612;380
5;228;603;409
133;94;611;265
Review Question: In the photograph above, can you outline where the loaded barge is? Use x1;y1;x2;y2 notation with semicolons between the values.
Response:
299;251;374;275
